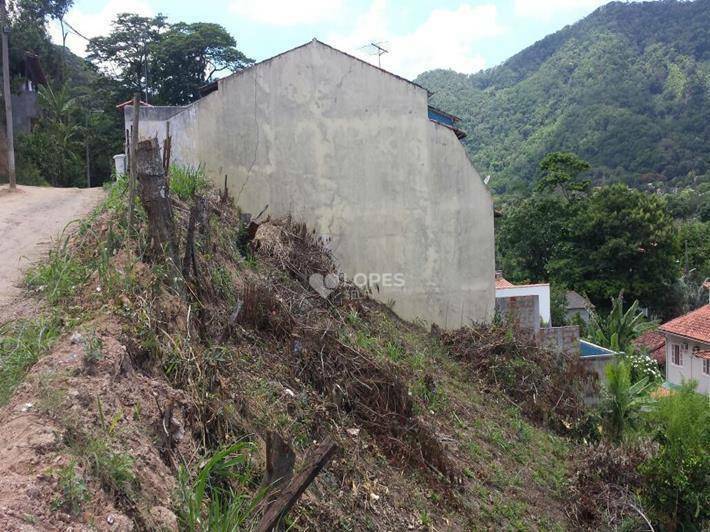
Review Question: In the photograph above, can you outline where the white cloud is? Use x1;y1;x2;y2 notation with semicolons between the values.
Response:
229;0;344;26
328;0;503;79
513;0;609;20
48;0;154;57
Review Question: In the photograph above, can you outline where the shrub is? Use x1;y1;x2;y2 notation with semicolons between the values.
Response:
640;384;709;530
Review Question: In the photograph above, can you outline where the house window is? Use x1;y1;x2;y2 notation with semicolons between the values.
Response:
672;344;682;366
704;359;710;376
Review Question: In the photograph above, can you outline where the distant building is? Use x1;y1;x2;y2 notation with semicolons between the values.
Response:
633;330;666;368
659;305;710;395
565;290;594;324
494;272;551;328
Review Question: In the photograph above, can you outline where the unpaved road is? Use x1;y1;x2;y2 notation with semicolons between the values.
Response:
0;185;104;309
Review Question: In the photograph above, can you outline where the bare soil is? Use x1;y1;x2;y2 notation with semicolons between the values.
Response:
0;185;104;311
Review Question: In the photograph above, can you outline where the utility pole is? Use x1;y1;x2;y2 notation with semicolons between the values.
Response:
1;0;15;191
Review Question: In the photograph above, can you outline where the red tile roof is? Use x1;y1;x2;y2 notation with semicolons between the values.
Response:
659;305;710;344
495;277;515;288
633;330;666;364
695;349;710;360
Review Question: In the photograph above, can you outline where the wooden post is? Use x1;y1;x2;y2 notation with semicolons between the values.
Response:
0;0;15;191
128;93;140;232
256;438;337;532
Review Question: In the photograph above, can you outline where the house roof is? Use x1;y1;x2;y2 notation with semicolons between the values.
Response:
116;99;153;110
659;305;710;344
211;38;430;97
565;290;594;310
696;349;710;360
495;277;515;289
633;330;666;364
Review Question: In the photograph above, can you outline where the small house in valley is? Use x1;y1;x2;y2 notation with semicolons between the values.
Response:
659;305;710;395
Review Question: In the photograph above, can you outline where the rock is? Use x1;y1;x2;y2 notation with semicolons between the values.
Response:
70;332;83;345
148;506;178;531
106;513;133;531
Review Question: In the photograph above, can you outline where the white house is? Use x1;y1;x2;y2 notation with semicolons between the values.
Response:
659;305;710;395
494;273;551;326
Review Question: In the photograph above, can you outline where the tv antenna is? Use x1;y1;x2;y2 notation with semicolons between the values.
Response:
360;41;389;68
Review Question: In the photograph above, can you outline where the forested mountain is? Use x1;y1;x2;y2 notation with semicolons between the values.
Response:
416;0;710;194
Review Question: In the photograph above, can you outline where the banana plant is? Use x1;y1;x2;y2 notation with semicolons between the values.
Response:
586;293;657;352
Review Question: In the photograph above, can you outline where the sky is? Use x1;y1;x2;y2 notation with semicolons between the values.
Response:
48;0;645;80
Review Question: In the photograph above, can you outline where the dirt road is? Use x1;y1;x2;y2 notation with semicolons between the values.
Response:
0;185;104;309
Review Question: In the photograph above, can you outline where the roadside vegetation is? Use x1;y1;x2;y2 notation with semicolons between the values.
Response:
2;167;705;530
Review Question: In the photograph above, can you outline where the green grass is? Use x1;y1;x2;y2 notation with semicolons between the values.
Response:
26;233;89;305
84;437;136;499
52;460;89;515
176;441;264;531
0;315;61;405
169;165;209;201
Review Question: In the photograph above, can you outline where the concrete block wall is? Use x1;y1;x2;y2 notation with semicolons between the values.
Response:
538;325;580;356
495;295;540;334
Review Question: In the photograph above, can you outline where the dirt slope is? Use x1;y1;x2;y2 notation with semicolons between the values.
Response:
0;185;104;310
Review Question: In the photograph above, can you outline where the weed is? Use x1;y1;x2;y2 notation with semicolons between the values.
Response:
36;372;66;418
412;376;448;412
169;165;209;201
346;310;361;326
0;314;61;404
52;460;88;515
84;437;136;499
82;332;103;368
383;340;405;362
26;232;88;305
176;441;264;531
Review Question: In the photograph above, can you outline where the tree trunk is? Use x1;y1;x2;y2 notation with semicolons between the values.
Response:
136;137;177;265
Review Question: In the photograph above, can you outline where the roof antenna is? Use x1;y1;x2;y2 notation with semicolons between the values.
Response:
359;41;390;68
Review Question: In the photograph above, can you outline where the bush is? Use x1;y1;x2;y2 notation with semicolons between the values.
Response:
640;384;710;530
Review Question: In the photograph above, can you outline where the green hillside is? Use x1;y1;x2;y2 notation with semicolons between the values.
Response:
416;0;710;194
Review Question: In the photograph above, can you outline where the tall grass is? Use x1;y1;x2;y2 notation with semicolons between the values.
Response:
26;230;88;305
176;441;264;531
0;315;61;404
169;165;209;201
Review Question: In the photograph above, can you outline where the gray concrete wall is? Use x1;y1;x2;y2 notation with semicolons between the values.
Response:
127;40;495;327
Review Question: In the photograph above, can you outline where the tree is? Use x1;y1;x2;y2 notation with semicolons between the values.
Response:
536;151;591;199
496;193;575;282
153;22;253;105
87;14;252;105
19;84;82;186
550;184;680;314
86;13;168;101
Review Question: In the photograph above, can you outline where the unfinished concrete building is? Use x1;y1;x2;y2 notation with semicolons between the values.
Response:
124;39;494;327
